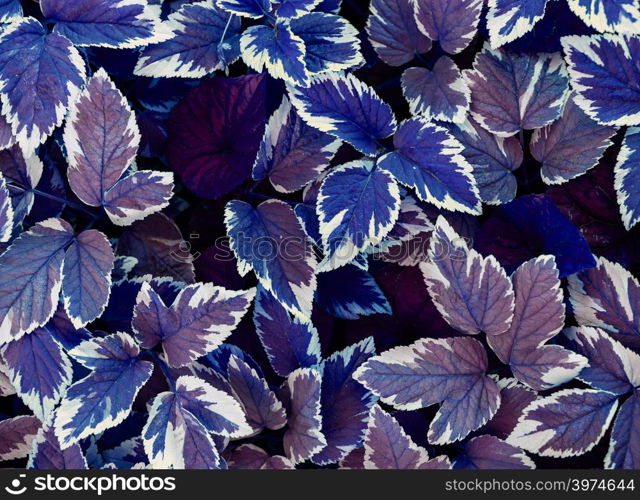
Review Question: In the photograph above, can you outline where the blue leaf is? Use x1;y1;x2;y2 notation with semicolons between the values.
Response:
0;145;43;226
311;337;377;465
441;117;523;205
288;72;397;155
487;0;549;48
252;97;340;193
276;0;321;19
0;172;13;242
402;56;470;123
366;0;431;67
1;327;72;420
135;1;242;77
240;23;309;87
253;285;321;377
614;127;640;229
218;0;273;18
567;0;640;34
225;199;317;318
28;425;88;470
317;160;400;269
454;435;534;469
0;218;73;343
378;118;480;214
0;17;86;153
561;34;640;126
317;265;391;320
0;0;21;23
54;333;154;447
40;0;170;48
290;12;362;75
606;391;640;469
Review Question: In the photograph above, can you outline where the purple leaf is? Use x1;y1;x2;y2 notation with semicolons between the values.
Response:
135;1;241;77
226;355;287;433
288;72;397;156
133;282;255;368
1;327;72;420
464;44;569;137
168;75;266;198
225;199;317;318
311;338;376;465
354;336;500;444
28;424;88;469
0;415;41;461
566;0;640;35
0;145;42;225
378;118;481;214
487;256;587;390
0;358;15;396
0;17;86;153
0;218;73;343
531;93;617;184
509;389;619;458
55;333;154;448
615;127;640;229
62;229;115;328
253;286;321;377
40;0;169;48
487;0;549;48
366;0;431;66
421;216;515;336
454;435;535;469
413;0;483;54
482;378;537;440
561;34;640;126
283;367;326;464
0;172;13;242
441;118;522;204
606;391;640;469
568;256;640;349
252;97;340;193
226;444;294;469
116;213;196;283
401;56;470;123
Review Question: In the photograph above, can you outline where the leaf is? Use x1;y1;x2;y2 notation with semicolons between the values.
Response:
354;336;500;444
0;218;73;343
317;161;400;269
290;13;362;74
54;333;154;448
561;34;640;126
218;0;273;18
317;265;391;320
401;57;470;123
116;213;196;283
413;0;483;54
564;327;640;396
464;44;569;137
277;0;321;19
0;145;43;225
226;444;294;469
168;75;266;198
240;23;309;87
288;72;397;156
28;424;88;469
283;367;326;464
40;0;170;48
0;0;21;23
568;256;640;349
133;282;255;368
62;229;115;328
441;117;522;205
0;358;14;396
482;378;537;440
615;127;640;229
227;355;287;434
1;327;72;420
487;0;549;48
0;415;41;461
311;338;376;465
378;118;481;214
134;1;241;77
103;170;174;226
0;172;12;242
0;17;86;153
252;97;340;193
225;199;317;318
253;286;321;377
420;216;515;336
487;256;587;390
508;388;619;458
606;391;640;469
454;435;535;469
531;93;618;184
366;0;431;66
567;0;640;34
364;405;450;469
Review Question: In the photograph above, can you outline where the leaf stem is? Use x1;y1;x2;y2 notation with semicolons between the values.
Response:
146;350;177;392
31;188;98;217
